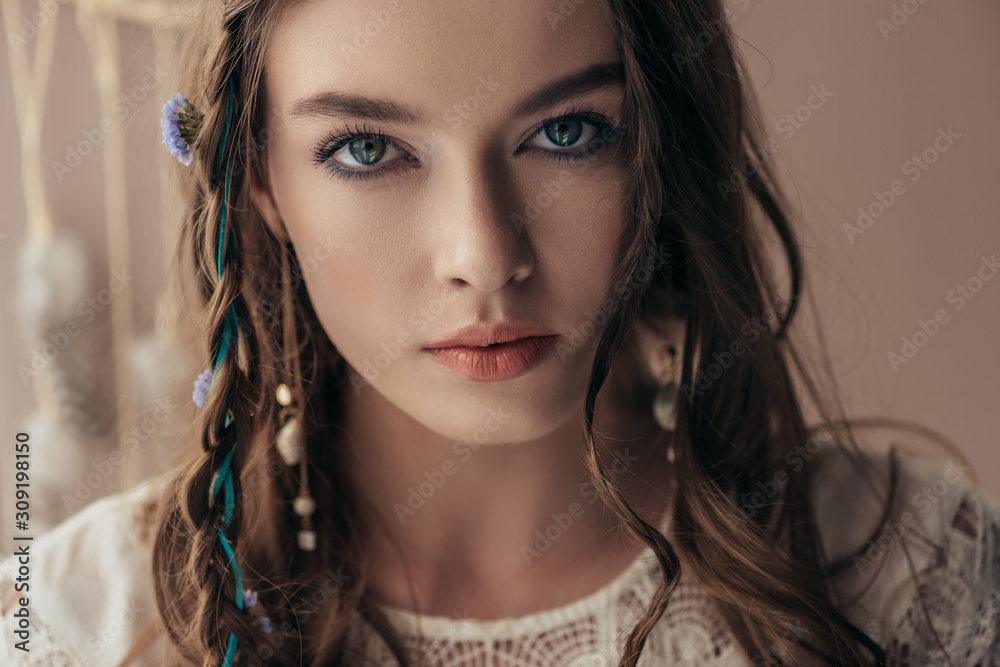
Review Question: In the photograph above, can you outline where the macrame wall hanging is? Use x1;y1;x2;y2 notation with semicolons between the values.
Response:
1;0;195;530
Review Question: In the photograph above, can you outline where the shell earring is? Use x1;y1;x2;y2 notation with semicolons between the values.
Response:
275;383;316;551
652;344;678;433
275;244;316;551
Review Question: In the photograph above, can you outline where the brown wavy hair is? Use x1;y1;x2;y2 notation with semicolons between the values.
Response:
138;0;964;665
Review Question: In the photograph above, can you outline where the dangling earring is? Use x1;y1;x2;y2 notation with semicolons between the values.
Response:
652;343;679;464
274;243;317;552
652;344;678;432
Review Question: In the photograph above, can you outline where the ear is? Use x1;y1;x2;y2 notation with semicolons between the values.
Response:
249;169;289;244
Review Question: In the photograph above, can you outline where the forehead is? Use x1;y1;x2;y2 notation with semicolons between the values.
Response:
265;0;620;123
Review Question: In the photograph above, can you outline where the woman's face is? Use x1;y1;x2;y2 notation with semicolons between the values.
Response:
253;0;632;443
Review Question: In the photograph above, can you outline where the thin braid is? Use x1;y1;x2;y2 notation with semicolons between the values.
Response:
214;73;236;283
207;71;247;667
212;73;238;395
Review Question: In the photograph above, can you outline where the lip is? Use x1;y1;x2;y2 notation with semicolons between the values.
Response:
423;323;559;383
425;323;557;349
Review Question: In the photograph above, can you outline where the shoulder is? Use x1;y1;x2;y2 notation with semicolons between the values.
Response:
0;476;170;666
809;433;985;563
810;432;1000;664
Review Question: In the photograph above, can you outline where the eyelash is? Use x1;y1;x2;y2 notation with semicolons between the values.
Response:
309;103;622;183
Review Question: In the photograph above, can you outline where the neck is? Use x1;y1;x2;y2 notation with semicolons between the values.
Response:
334;345;674;614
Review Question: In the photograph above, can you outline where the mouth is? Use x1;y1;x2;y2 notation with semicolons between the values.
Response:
423;334;559;382
424;323;558;350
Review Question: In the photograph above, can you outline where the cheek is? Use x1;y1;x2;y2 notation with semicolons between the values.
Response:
292;233;416;356
537;175;627;309
270;145;420;348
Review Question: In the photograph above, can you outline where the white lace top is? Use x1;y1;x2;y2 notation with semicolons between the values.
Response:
2;442;998;666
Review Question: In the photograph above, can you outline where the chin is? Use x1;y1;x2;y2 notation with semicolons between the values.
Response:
402;375;586;446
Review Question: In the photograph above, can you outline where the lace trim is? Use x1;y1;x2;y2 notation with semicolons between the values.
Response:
876;483;1000;665
1;575;87;666
352;563;748;666
375;478;676;641
376;544;659;640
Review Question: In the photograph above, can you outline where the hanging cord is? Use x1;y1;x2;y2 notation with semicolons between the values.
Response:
75;0;137;468
2;0;62;421
1;0;57;238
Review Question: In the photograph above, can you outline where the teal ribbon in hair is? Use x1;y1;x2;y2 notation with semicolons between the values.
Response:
209;71;246;667
212;448;243;666
213;73;239;397
216;73;234;279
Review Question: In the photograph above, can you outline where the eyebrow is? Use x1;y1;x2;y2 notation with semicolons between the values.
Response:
286;61;625;126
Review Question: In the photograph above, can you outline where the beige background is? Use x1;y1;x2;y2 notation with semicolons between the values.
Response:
1;0;998;551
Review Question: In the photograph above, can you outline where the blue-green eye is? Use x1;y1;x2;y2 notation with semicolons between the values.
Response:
311;107;622;183
335;135;404;169
543;118;585;147
521;110;622;163
310;123;412;183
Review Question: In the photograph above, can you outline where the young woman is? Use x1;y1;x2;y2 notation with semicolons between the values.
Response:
2;0;998;665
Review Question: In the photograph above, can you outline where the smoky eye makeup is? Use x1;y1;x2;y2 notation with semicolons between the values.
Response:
309;102;624;184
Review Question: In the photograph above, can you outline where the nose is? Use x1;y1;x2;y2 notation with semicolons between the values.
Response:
432;156;535;292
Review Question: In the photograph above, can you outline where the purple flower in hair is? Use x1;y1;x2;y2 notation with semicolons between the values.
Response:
243;588;258;609
160;93;202;166
242;588;274;634
193;368;213;409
